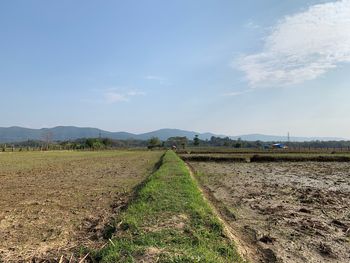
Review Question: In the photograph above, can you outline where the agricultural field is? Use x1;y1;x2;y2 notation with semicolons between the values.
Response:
0;150;162;262
190;160;350;262
3;149;349;262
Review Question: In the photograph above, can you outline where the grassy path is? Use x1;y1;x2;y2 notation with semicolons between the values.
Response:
94;150;244;262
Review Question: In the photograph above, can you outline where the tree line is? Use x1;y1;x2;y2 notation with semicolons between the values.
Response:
1;135;350;151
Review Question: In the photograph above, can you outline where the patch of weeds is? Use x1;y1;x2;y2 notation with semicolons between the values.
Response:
102;223;116;239
209;220;224;235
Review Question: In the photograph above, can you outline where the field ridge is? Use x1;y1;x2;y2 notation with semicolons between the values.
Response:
185;163;256;262
181;154;350;163
93;150;245;262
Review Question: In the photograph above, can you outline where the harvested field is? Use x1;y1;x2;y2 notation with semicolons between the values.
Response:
190;161;350;263
0;150;162;262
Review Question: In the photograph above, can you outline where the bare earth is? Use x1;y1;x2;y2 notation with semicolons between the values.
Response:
0;151;162;262
190;161;350;263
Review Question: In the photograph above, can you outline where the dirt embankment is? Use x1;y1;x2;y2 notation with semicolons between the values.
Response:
191;161;350;263
180;154;350;163
181;155;248;162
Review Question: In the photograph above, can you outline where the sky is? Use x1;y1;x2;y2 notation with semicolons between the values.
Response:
1;0;350;138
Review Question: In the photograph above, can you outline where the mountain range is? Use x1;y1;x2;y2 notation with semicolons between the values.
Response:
0;126;345;143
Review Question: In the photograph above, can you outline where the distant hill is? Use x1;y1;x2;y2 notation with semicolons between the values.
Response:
0;127;219;142
0;126;136;143
136;129;222;141
0;126;345;143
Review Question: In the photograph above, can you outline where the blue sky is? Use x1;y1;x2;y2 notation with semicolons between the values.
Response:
1;0;350;137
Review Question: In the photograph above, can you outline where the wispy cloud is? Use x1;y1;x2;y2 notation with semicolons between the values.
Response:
104;89;145;104
237;0;350;87
145;75;170;85
244;20;260;30
127;90;146;96
104;92;129;103
145;75;164;81
223;89;252;97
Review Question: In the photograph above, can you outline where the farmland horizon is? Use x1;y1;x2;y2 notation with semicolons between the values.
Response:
0;125;346;142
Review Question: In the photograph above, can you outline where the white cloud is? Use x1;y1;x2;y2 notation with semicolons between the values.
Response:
145;75;164;81
104;92;129;103
223;90;251;97
127;90;146;96
237;0;350;87
145;75;171;85
104;89;145;104
244;20;260;30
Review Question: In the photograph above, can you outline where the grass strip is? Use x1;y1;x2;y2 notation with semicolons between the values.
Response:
93;150;244;262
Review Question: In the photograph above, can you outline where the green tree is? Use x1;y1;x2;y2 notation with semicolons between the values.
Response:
85;138;95;148
166;137;188;149
102;138;113;147
92;141;104;150
85;138;105;150
223;137;231;147
148;137;161;148
234;138;242;148
193;135;200;146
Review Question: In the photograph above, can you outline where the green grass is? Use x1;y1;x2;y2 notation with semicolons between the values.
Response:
93;150;244;262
